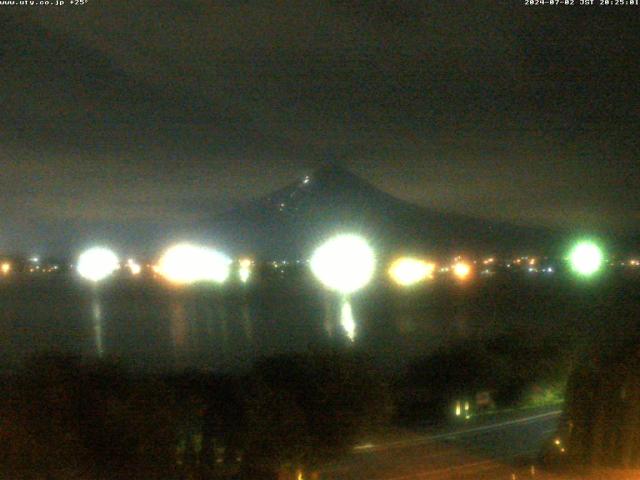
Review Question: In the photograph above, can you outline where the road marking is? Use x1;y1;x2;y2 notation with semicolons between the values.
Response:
321;410;563;478
355;410;561;453
354;443;375;450
428;410;561;441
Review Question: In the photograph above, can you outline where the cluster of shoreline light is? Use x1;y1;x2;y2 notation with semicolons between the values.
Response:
1;237;630;288
69;237;610;343
0;236;619;346
71;244;481;288
75;244;239;285
70;237;612;288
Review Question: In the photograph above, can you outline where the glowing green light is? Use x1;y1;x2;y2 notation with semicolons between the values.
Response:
569;241;603;276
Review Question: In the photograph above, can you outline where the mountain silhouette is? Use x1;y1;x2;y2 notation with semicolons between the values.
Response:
213;163;558;259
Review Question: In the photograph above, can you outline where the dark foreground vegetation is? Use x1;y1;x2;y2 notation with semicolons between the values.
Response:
0;351;392;479
0;332;573;479
551;334;640;470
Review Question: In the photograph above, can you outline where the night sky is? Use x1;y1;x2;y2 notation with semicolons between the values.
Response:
1;2;638;257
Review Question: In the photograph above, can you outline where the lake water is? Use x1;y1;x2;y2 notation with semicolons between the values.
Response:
0;269;637;373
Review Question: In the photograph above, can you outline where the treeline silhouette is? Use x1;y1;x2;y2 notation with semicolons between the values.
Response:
0;351;392;479
0;335;568;479
560;333;640;469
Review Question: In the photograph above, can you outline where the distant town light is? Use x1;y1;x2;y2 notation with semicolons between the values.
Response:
126;258;142;275
388;257;435;286
77;247;119;282
569;241;603;276
452;261;471;280
310;234;375;294
157;243;231;285
1;262;11;275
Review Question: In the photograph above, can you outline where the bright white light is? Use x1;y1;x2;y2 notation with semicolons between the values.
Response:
389;257;435;286
239;258;252;283
340;300;356;342
569;241;603;276
1;262;11;275
310;234;375;294
126;259;142;275
157;243;231;284
77;247;119;282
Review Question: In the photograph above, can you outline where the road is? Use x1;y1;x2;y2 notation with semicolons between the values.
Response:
318;407;562;479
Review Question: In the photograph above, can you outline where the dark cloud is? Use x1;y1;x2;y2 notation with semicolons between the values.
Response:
0;2;638;255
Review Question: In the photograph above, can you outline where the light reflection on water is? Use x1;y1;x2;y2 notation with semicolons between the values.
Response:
0;274;485;372
170;301;187;351
240;301;253;343
340;299;356;342
91;296;104;357
0;272;625;373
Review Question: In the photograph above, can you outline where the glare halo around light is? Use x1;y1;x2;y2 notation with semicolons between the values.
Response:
310;234;375;294
157;243;231;284
77;247;119;282
569;241;603;276
389;257;435;286
452;261;471;280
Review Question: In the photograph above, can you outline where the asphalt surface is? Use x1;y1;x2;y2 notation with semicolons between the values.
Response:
318;407;562;479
